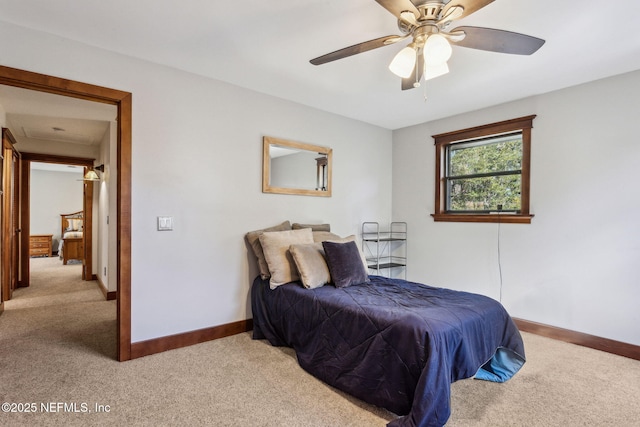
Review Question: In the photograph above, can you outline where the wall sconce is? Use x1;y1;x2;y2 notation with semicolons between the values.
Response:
84;164;104;181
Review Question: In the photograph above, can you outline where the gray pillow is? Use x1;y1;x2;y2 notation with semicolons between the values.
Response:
322;240;369;288
245;221;291;279
260;228;314;289
293;223;331;232
289;242;330;289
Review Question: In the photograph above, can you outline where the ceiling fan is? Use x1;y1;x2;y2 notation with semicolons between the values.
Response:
310;0;545;90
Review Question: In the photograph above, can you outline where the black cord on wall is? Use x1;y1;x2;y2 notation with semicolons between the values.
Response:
497;205;503;303
498;219;503;303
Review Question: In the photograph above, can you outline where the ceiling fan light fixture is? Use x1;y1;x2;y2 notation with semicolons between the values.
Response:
389;46;417;78
423;34;452;66
424;61;450;81
311;0;545;92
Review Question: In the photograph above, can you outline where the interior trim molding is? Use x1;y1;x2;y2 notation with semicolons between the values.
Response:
96;276;116;301
513;318;640;361
130;319;254;360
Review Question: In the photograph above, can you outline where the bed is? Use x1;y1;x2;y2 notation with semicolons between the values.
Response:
247;224;525;427
59;211;84;265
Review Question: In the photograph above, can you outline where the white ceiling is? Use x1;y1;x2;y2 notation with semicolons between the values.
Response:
0;84;115;146
30;161;84;174
1;0;640;130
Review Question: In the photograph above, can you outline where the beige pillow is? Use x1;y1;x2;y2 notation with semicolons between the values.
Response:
290;242;330;289
259;228;314;289
293;223;331;232
68;218;83;231
312;231;341;242
245;221;291;279
328;234;356;244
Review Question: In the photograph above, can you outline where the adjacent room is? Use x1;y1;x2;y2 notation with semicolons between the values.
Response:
0;0;639;426
30;162;83;265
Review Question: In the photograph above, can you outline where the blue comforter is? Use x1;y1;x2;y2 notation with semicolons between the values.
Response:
252;275;525;427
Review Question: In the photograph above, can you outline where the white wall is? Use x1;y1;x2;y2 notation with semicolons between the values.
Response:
96;122;117;292
108;121;118;293
30;168;84;249
0;21;393;342
393;70;640;346
271;151;320;190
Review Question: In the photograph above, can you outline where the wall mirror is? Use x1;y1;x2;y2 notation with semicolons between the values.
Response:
263;136;332;197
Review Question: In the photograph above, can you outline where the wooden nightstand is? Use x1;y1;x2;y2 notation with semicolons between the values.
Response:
30;234;53;257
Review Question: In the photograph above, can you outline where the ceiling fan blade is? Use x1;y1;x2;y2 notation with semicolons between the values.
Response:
310;35;403;65
375;0;420;19
401;52;424;90
440;0;495;22
450;26;545;55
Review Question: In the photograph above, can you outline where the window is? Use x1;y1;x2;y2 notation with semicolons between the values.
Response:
447;133;522;212
432;115;535;224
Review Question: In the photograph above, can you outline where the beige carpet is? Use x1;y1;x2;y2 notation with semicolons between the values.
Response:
1;257;639;426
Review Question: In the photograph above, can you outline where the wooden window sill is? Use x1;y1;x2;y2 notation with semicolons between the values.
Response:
431;213;534;224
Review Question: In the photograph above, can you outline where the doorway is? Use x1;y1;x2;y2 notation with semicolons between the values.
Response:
21;156;96;287
0;65;132;361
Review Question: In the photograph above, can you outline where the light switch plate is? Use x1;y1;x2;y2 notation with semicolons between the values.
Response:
157;216;173;231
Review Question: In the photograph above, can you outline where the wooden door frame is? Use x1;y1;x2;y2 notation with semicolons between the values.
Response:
19;153;96;286
0;65;132;361
82;167;93;281
2;129;19;303
0;137;3;314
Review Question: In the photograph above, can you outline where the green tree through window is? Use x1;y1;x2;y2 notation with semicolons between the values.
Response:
447;134;522;212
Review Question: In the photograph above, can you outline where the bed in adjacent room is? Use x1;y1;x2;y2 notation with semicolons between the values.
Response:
59;211;84;265
247;222;526;427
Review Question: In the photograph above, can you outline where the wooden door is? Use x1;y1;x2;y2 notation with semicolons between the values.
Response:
2;128;19;302
10;149;20;291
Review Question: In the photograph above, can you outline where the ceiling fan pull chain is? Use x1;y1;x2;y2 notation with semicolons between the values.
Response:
423;83;428;102
413;60;421;89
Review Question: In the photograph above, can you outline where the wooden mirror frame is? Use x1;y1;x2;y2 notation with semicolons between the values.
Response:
262;136;332;197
